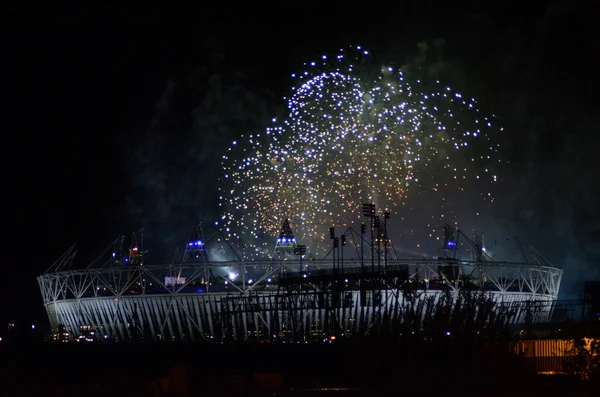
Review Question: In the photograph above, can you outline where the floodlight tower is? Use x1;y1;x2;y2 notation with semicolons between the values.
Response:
112;235;125;265
360;223;367;307
328;227;336;272
340;234;347;274
273;218;297;259
443;223;457;259
473;232;485;262
362;203;376;273
129;229;144;265
183;224;207;262
374;215;381;274
293;244;307;273
333;237;340;274
383;212;390;271
360;223;366;272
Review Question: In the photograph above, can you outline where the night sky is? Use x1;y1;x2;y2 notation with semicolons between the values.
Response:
4;2;599;328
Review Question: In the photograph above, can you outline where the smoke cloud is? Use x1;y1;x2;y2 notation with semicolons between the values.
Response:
124;7;599;296
385;7;600;297
125;50;276;261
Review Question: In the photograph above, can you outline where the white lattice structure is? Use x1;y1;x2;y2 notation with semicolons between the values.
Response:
38;257;562;342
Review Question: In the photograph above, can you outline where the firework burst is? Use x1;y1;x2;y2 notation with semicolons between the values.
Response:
219;45;503;259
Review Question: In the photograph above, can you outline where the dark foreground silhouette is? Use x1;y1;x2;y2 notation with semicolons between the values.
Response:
1;338;597;396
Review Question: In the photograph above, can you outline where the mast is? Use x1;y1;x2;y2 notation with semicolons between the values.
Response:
128;229;144;265
272;218;297;259
183;224;207;262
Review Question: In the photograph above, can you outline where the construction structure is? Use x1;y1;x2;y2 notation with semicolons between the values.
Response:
38;209;564;343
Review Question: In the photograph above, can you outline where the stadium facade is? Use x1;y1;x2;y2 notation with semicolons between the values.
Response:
38;223;563;342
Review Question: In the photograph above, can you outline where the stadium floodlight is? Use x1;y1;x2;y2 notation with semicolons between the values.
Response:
362;203;376;218
293;244;307;273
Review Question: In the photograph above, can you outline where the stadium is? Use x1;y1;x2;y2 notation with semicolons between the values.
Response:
37;218;563;343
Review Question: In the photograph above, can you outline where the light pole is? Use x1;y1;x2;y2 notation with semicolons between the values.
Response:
374;215;381;274
360;223;367;307
340;234;346;275
384;212;390;272
360;224;366;274
333;237;340;275
328;227;335;273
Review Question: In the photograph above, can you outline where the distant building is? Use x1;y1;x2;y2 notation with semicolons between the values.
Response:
513;338;599;375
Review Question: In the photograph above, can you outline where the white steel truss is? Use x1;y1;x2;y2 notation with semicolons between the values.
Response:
38;258;562;342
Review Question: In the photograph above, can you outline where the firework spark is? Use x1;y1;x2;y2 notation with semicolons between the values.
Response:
219;46;503;259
